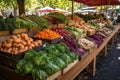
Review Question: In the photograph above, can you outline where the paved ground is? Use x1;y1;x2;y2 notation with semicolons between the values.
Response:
75;34;120;80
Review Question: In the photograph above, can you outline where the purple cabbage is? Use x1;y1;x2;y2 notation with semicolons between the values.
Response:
86;34;104;47
86;37;101;47
77;48;87;56
61;35;86;56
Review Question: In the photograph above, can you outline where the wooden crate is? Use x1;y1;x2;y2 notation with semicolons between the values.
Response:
0;51;25;61
12;28;28;34
62;59;78;74
81;32;87;38
47;70;62;80
0;50;26;69
34;37;63;44
89;45;97;54
28;27;41;32
33;44;46;52
0;56;16;69
0;31;10;36
68;20;75;26
80;52;89;60
0;35;10;42
0;44;44;69
87;30;96;36
47;24;58;29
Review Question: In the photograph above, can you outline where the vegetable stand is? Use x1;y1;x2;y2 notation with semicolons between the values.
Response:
57;25;120;80
0;24;120;80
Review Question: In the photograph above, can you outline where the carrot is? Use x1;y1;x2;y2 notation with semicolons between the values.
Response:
34;29;61;40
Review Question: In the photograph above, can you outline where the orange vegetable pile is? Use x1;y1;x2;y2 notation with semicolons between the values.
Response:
0;33;42;54
34;29;61;40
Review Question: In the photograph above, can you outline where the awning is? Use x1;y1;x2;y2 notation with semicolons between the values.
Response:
55;8;67;13
73;0;120;6
37;6;56;12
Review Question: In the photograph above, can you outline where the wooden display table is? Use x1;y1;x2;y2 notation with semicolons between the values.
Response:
0;25;120;80
57;25;120;80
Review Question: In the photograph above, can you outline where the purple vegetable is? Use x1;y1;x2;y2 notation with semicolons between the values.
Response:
86;37;101;47
86;34;104;47
61;35;85;56
77;48;87;55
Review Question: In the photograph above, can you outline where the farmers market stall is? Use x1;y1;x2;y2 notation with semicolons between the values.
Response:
0;12;120;80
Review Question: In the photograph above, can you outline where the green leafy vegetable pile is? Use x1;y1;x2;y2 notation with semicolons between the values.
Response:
46;12;68;24
65;27;83;40
0;17;38;31
16;43;78;80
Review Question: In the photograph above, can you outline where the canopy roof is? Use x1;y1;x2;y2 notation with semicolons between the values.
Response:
55;8;67;13
37;6;55;12
74;0;120;6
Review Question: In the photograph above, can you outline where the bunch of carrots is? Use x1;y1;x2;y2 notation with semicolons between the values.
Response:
34;29;61;40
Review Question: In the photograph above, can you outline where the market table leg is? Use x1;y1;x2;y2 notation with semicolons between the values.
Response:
87;57;96;76
108;37;114;48
114;32;118;41
100;46;107;57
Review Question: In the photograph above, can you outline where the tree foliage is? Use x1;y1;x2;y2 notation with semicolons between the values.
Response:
37;0;79;10
0;0;32;16
0;0;80;16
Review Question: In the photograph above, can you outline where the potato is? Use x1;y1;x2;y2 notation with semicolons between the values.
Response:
28;46;32;50
4;42;12;48
7;48;12;53
0;48;4;51
19;49;25;53
24;46;28;50
16;34;21;38
29;38;33;42
13;43;18;47
31;44;35;47
36;40;42;45
27;41;31;45
21;33;29;39
11;35;18;40
9;38;14;42
13;38;21;43
19;44;25;49
34;42;38;47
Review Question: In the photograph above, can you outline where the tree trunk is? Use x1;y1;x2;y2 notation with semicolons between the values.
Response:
17;0;25;16
13;7;17;17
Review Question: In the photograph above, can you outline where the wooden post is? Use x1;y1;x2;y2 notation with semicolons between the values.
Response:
87;57;96;76
101;46;107;57
114;32;118;41
109;37;114;47
72;0;74;20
